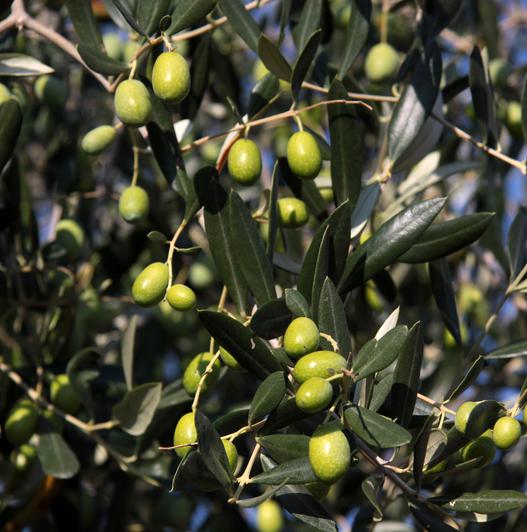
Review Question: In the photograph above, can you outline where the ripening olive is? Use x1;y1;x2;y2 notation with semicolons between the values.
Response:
219;346;242;370
292;351;347;383
295;377;333;413
34;75;68;108
102;33;123;61
182;352;221;395
283;317;320;359
0;83;11;105
319;187;334;203
50;374;81;415
114;79;152;127
460;429;495;466
309;422;351;483
493;416;522;450
227;139;262;186
506;100;523;138
256;499;283;532
10;443;37;474
4;401;38;446
286;131;322;180
189;259;216;289
364;43;400;83
173;412;197;459
277;197;309;228
152;51;191;103
55;219;85;261
454;401;477;434
131;262;169;307
81;125;117;155
166;284;197;311
222;439;238;474
118;186;150;224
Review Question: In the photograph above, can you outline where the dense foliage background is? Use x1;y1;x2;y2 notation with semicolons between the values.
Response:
2;0;527;530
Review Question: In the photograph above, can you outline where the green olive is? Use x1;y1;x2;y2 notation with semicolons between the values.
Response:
0;83;11;105
81;125;117;155
489;58;509;88
319;187;334;203
131;262;169;307
189;260;216;289
364;43;400;83
286;131;322;180
492;416;522;450
50;374;81;415
102;33;123;61
166;284;197;311
34;75;68;108
506;100;523;138
460;430;495;466
277;197;309;228
222;439;238;474
454;401;477;434
10;443;37;474
123;41;139;64
292;350;347;383
152;51;191;103
309;422;351;483
182;352;221;395
283;317;320;359
219;346;242;370
55;219;85;261
114;79;152;127
118;186;150;224
173;412;197;459
295;377;333;413
227;139;262;186
4;401;38;446
256;499;283;532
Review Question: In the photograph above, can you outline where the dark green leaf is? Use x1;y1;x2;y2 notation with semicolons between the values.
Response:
441;491;527;514
338;0;371;78
218;0;260;52
429;258;462;346
328;78;363;208
267;161;280;261
0;99;22;174
251;299;292;339
136;0;170;35
425;426;468;470
484;339;527;359
65;0;104;48
121;315;137;391
249;73;279;118
463;400;503;440
446;355;485;401
368;373;393;412
251;456;318;485
410;502;459;531
257;434;310;463
285;288;311;318
229;191;276;305
344;405;412;448
199;311;282;379
261;397;313;435
178;451;221;491
291;30;321;102
388;322;423;428
352;325;408;380
339;198;446;293
350;183;380;239
278;0;292;44
157;380;191;409
361;476;383;521
36;431;80;479
66;348;100;419
112;382;162;436
258;34;292;82
147;230;168;243
249;372;286;424
111;0;147;37
398;213;494;263
292;0;322;52
419;0;464;42
412;414;435;491
507;207;527;280
318;278;351;356
169;0;217;35
311;226;330;319
78;43;129;76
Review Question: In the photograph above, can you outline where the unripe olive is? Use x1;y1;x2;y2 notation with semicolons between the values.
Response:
506;100;523;138
55;219;85;261
50;374;81;415
277;197;309;228
283;317;320;359
227;139;262;186
10;443;37;473
319;187;334;203
460;430;495;466
492;416;522;450
102;33;123;61
81;125;117;155
123;41;139;64
219;346;242;370
295;377;333;413
4;401;38;446
166;284;197;311
189;260;216;289
293;350;347;383
489;58;509;88
0;83;11;105
114;79;152;127
454;401;477;434
364;43;400;83
182;352;221;395
34;75;68;108
286;131;322;180
173;412;197;459
152;51;191;103
131;262;169;307
309;422;351;483
256;499;283;532
222;439;238;474
118;186;150;224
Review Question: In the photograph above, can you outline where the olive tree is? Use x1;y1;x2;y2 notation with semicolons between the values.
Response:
1;0;527;530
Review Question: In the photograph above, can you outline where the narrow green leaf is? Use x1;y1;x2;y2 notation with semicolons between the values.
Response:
410;502;459;531
111;0;148;37
0;53;54;76
311;226;330;319
338;0;371;78
368;373;393;412
484;339;527;359
257;434;310;463
112;382;162;436
229;191;276;305
251;299;292;339
218;0;260;52
507;207;527;280
36;431;80;479
412;414;436;491
267;161;280;261
236;485;288;508
78;43;129;76
199;311;282;379
249;73;280;118
446;355;485;401
328;78;363;208
65;0;104;48
157;380;191;409
258;34;292;82
318;278;351;356
261;397;312;435
352;325;408;380
338;198;446;293
169;0;217;35
136;0;170;35
361;476;383;521
398;213;494;263
291;30;321;102
251;456;318;485
0;99;22;174
350;182;380;239
178;451;221;491
441;491;527;514
463;400;503;440
249;372;286;424
66;348;100;419
292;0;322;52
121;314;137;391
345;405;412;448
